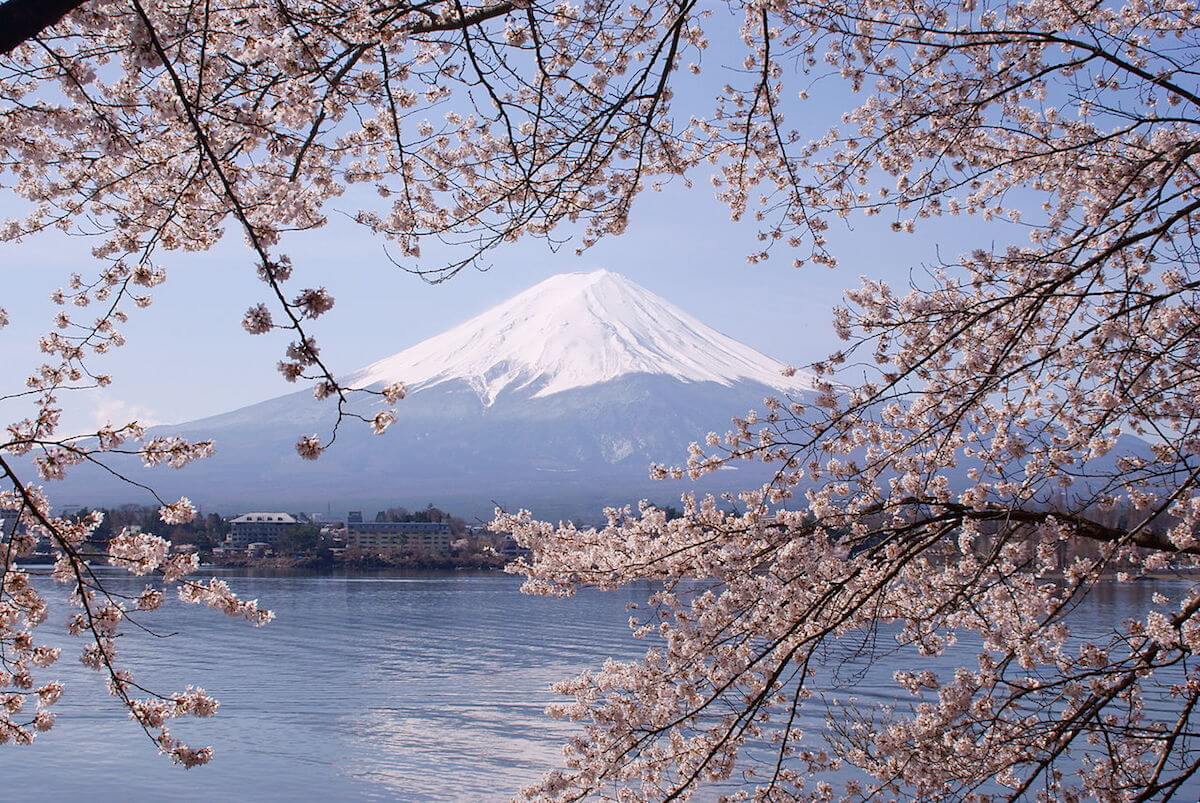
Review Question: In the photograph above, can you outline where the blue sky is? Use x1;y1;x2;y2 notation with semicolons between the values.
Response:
0;18;1016;434
0;172;1001;432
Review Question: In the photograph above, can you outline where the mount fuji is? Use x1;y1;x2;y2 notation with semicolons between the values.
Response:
53;271;817;519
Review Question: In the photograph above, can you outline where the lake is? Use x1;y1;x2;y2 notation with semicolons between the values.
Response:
7;569;1198;800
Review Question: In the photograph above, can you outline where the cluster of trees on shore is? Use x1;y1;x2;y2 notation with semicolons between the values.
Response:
371;505;468;536
64;505;230;549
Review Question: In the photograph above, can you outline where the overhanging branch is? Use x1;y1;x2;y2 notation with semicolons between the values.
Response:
885;497;1199;556
0;0;87;55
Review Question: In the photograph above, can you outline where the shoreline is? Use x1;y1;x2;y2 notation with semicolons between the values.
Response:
17;550;516;573
212;552;510;572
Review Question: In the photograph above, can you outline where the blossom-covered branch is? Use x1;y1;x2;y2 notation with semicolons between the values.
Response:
498;0;1200;798
3;0;1200;793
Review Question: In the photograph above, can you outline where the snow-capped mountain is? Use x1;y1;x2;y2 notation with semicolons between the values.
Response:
50;271;816;519
346;269;814;404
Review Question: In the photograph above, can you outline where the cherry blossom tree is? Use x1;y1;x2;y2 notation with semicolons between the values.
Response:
498;1;1200;799
0;0;700;761
1;0;1199;797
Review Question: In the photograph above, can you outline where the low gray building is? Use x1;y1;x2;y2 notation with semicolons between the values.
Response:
344;521;452;553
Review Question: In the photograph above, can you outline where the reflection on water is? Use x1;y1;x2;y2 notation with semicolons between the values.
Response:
8;570;1198;800
12;570;650;801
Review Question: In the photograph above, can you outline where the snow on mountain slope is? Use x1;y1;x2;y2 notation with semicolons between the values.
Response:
346;270;815;405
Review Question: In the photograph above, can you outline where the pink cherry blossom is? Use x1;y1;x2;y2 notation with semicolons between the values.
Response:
1;0;1198;793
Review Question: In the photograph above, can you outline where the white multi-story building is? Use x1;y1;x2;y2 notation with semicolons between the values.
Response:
226;512;299;548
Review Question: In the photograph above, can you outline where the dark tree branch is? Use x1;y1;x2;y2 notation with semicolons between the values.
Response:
0;0;88;55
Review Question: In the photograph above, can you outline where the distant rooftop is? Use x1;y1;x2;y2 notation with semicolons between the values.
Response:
347;521;451;533
230;512;298;524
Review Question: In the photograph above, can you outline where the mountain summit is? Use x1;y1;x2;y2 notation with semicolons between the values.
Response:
346;270;812;405
53;271;816;517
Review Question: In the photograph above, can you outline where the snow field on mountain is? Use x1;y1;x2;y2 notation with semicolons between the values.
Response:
346;270;815;405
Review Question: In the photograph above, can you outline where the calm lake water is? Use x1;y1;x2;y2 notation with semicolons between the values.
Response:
8;569;1199;801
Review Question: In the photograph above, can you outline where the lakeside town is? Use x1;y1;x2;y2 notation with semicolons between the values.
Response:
4;498;1194;579
1;504;528;571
